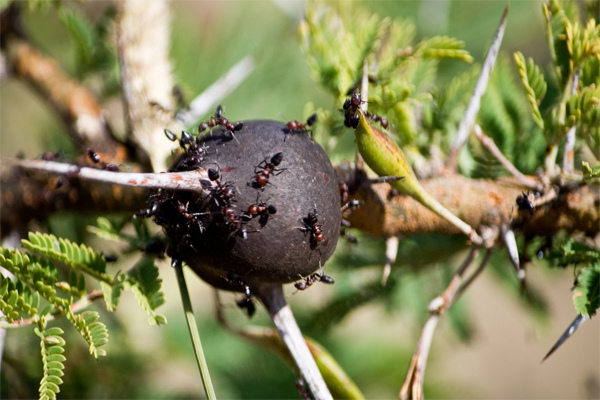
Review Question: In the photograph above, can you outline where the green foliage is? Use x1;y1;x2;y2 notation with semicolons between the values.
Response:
22;232;111;283
58;6;97;73
573;263;600;317
66;310;109;358
300;1;472;147
513;51;547;130
582;161;600;183
542;236;600;317
546;237;600;267
125;257;167;325
56;3;120;93
35;319;66;400
1;227;167;399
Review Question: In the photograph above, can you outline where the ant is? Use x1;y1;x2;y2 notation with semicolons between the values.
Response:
225;274;256;317
208;167;236;206
55;165;82;189
299;208;324;246
166;129;209;171
198;105;244;141
87;149;101;164
242;194;277;227
253;152;285;188
342;91;389;130
86;149;119;172
294;271;334;291
285;113;317;134
342;91;364;128
247;203;277;217
516;191;535;213
365;111;389;129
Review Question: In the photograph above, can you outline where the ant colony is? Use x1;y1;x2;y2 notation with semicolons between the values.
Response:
138;108;342;317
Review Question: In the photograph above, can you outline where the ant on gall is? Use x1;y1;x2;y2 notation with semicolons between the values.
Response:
252;152;285;188
299;208;324;246
294;271;335;291
285;113;317;134
197;105;244;142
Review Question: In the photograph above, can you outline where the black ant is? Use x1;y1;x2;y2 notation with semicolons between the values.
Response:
253;152;285;188
88;150;101;164
86;149;119;172
342;91;389;130
225;274;256;317
294;271;334;290
516;191;535;213
55;165;82;189
285;113;317;134
299;208;324;246
208;167;236;206
342;91;364;128
166;129;209;171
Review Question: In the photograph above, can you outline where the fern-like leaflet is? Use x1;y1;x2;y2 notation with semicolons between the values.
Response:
66;310;109;357
22;232;112;283
513;51;547;130
126;257;167;325
35;319;66;400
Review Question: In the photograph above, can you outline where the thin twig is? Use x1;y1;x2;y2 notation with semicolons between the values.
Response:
562;72;579;173
6;159;212;194
178;56;256;126
399;315;439;400
427;246;480;314
381;236;399;286
174;262;216;400
445;5;509;171
401;247;492;400
473;125;542;191
455;249;493;299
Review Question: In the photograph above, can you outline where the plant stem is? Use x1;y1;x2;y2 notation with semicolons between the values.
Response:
174;263;216;400
257;284;333;400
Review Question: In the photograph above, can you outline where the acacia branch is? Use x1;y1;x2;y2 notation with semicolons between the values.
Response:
345;172;599;239
4;36;125;159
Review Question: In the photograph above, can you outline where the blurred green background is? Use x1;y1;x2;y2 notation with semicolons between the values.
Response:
1;1;598;399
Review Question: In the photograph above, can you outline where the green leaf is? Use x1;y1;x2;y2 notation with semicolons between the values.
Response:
38;322;66;400
415;36;473;62
65;310;108;358
22;232;111;283
58;6;97;73
513;51;546;130
573;263;600;317
546;238;600;267
100;279;124;312
582;161;600;183
125;257;166;325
